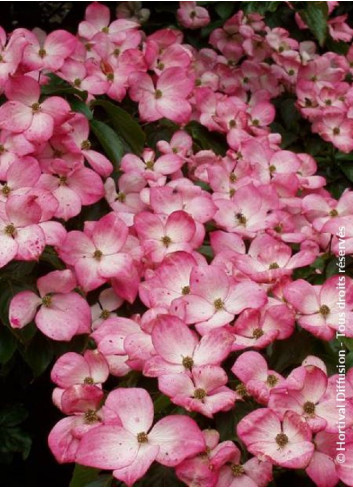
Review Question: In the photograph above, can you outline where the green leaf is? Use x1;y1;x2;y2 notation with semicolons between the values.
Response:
41;74;88;101
339;161;353;183
22;334;54;377
154;394;171;414
243;1;280;14
90;120;124;167
215;2;236;19
40;246;66;270
70;99;93;120
198;245;214;260
186;121;226;155
342;338;353;352
300;2;329;47
69;464;101;487
0;325;17;364
93;100;145;154
0;426;31;461
0;404;28;427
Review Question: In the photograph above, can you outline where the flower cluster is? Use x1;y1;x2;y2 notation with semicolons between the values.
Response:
2;1;353;486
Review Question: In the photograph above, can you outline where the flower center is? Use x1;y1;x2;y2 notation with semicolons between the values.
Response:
4;223;16;237
161;236;172;248
84;409;99;424
303;401;316;415
266;374;278;387
0;144;5;153
145;160;154;170
100;309;110;319
252;328;264;339
155;89;162;99
193;388;206;400
275;432;289;448
137;432;148;443
229;172;237;182
116;192;126;203
38;48;47;58
190;10;196;18
84;376;94;385
31;102;41;113
74;78;81;87
229;119;236;128
42;295;52;307
59;175;67;186
93;249;103;260
235;212;247;225
182;356;194;369
101;26;109;33
106;72;114;81
319;304;330;317
329;209;338;217
214;298;224;311
81;140;91;150
2;184;11;196
252;118;259;126
230;464;245;477
333;127;340;135
236;383;247;397
269;262;279;269
269;164;276;174
182;285;190;295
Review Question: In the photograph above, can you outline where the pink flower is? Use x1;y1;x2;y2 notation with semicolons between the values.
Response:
177;2;210;30
37;162;104;221
0;156;41;202
67;113;113;177
76;388;205;485
0;194;46;267
23;29;77;71
91;288;123;329
237;408;314;469
91;316;149;376
0;76;71;142
232;352;285;404
314;109;353;153
78;2;138;41
58;212;139;300
176;429;238;486
306;430;353;487
214;184;276;238
284;275;353;339
134;210;197;263
233;234;316;283
148;180;217;224
121;148;183;185
0;131;35;180
158;365;236;418
9;269;91;341
143;314;233;377
269;363;353;433
129;67;194;124
231;303;295;350
139;251;206;308
48;384;104;463
217;452;273;487
51;350;109;389
104;173;146;226
172;264;267;334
